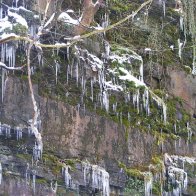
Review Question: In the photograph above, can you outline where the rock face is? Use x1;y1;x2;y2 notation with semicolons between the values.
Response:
2;77;196;163
0;178;55;196
1;76;196;195
167;68;196;116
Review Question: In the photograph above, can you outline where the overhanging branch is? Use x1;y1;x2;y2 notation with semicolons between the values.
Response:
0;62;25;70
0;0;153;48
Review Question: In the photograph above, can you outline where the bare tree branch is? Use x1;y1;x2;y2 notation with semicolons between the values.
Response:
0;0;153;49
0;62;25;70
27;43;43;159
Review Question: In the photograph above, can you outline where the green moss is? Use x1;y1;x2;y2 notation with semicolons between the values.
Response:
183;65;192;74
153;89;165;97
36;178;48;185
152;181;162;196
16;153;31;161
118;162;145;179
124;177;144;195
42;153;63;176
20;75;28;81
12;23;28;36
126;168;144;179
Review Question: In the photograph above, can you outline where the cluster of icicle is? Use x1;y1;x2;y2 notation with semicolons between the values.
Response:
0;121;42;141
73;42;167;124
62;165;72;188
26;164;57;194
173;0;196;75
0;2;40;101
0;3;21;101
0;122;24;140
83;162;110;196
140;171;153;196
62;162;110;196
63;0;167;122
0;121;43;161
134;153;196;196
164;153;196;195
25;165;37;194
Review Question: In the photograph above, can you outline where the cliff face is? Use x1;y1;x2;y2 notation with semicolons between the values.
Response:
3;77;196;163
1;76;196;195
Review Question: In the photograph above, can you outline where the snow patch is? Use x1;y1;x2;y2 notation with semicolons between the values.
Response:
58;12;78;25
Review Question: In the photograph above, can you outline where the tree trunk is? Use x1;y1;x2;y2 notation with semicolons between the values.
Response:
74;0;103;35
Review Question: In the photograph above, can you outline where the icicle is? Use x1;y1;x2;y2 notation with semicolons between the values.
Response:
5;44;16;68
62;165;72;187
90;78;94;101
160;128;164;150
162;0;166;17
28;126;32;136
143;89;150;115
0;162;2;185
113;102;117;112
178;39;183;59
15;0;20;8
82;162;110;196
1;69;5;102
33;142;42;161
104;41;110;57
133;91;141;113
51;181;58;193
187;122;192;143
0;122;2;135
55;61;60;84
29;25;38;37
150;91;167;124
102;12;109;29
133;93;137;108
38;54;42;66
32;173;36;193
174;123;177;133
67;64;70;84
5;124;11;138
136;90;140;113
77;103;80;113
16;127;23;140
102;91;109;112
83;162;91;186
0;7;3;19
180;16;184;31
144;172;153;196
